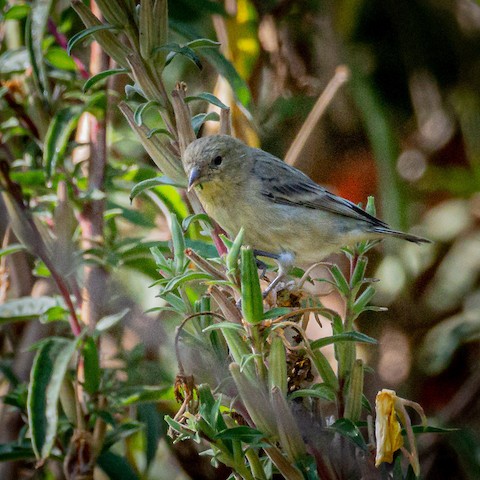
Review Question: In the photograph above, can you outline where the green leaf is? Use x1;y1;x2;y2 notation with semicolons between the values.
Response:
103;422;143;451
289;384;336;402
45;47;77;71
330;265;350;296
116;386;168;406
28;337;79;460
130;176;185;201
310;331;377;350
182;213;212;231
160;43;203;69
138;404;165;467
263;307;292;320
409;425;459;434
0;243;27;258
185;92;228;110
198;384;227;432
0;48;30;74
162;271;213;294
215;426;264;443
67;24;117;55
97;451;140;480
191;112;220;135
186;38;222;49
96;308;129;332
350;257;368;289
44;106;84;178
328;418;367;451
186;239;218;259
82;337;100;395
146;127;173;139
10;169;46;187
202;322;244;333
353;286;376;315
169;20;252;108
83;67;129;92
4;4;31;20
39;305;69;324
133;100;161;126
226;227;244;274
29;0;53;101
171;213;187;273
150;246;172;271
0;296;60;324
0;441;35;461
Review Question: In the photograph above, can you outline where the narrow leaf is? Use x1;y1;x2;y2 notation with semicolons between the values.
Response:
133;100;160;126
186;39;222;49
330;265;350;296
146;127;173;139
96;308;129;332
0;243;27;258
130;176;184;201
289;385;336;402
97;451;140;480
169;20;252;108
162;271;212;294
28;337;79;460
0;442;35;461
184;92;228;110
215;426;264;444
30;0;53;100
182;213;212;231
328;418;368;451
191;112;220;135
170;214;186;273
310;331;377;350
226;227;244;274
44;106;83;178
67;24;117;55
83;67;129;92
0;296;59;324
82;337;100;394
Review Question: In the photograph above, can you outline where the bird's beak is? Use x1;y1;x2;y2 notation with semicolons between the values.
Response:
188;166;202;192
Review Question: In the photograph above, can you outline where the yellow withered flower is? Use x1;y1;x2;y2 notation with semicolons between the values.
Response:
375;389;404;467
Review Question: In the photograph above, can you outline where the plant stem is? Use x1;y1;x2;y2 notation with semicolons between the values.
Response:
80;0;109;332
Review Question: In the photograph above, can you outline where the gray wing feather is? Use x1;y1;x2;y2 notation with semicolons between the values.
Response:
252;149;389;228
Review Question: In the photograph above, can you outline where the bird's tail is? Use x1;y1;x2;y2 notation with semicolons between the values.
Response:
373;227;431;245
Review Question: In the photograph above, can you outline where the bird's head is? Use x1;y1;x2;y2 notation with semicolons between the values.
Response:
182;135;249;191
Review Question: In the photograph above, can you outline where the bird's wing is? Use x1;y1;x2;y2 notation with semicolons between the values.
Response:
253;151;389;228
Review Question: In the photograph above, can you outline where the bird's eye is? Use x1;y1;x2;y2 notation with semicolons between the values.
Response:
212;155;223;166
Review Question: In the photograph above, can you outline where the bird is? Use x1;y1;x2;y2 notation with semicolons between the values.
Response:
182;135;429;281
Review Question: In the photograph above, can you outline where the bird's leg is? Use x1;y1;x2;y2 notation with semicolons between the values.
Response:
254;250;295;298
255;257;269;279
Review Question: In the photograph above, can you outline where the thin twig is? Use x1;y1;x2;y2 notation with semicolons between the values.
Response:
285;65;350;166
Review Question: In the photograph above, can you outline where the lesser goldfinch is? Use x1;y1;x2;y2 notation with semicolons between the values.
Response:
183;135;429;267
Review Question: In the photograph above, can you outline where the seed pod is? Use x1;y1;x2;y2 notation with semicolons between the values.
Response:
240;246;263;324
268;336;287;396
344;359;364;422
226;227;244;275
